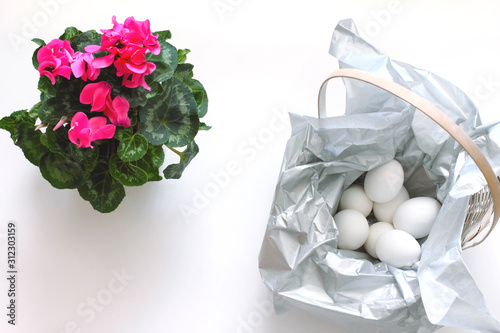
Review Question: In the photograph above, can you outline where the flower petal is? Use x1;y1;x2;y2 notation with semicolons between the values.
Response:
84;44;101;53
88;116;108;130
68;112;91;147
92;54;115;69
76;128;92;148
125;62;147;74
80;82;111;111
71;58;86;78
111;96;131;128
90;124;116;142
56;66;72;80
70;111;90;129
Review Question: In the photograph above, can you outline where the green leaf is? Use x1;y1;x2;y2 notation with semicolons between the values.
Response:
163;141;199;179
139;77;199;146
39;77;85;124
154;30;172;41
39;152;86;189
70;144;99;167
78;159;126;213
172;65;208;119
70;29;101;53
29;101;42;118
173;63;194;82
38;98;59;124
54;78;86;117
59;27;82;42
187;79;208;118
115;128;149;162
148;144;165;168
15;122;49;166
146;41;178;83
136;144;165;181
144;80;164;101
46;124;71;156
32;38;46;70
38;75;57;102
0;110;33;141
32;38;46;47
109;154;148;186
199;122;211;131
178;49;190;64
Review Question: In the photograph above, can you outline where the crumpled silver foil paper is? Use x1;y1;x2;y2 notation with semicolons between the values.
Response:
258;19;500;333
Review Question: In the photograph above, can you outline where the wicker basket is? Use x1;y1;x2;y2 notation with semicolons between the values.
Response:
318;68;500;249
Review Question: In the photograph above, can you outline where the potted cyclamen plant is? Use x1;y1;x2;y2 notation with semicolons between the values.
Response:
0;16;209;213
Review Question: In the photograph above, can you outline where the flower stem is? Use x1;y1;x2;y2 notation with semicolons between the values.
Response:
167;146;182;157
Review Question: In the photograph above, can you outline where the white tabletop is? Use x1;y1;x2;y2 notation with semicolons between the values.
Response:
0;1;499;332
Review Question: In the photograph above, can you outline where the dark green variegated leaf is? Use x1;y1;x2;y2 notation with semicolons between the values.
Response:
199;122;211;131
178;49;190;64
70;29;101;53
173;63;194;82
32;38;46;70
39;152;86;189
163;141;199;179
15;122;49;166
38;75;57;102
139;77;199;147
29;101;42;118
40;77;86;124
46;125;71;156
187;79;208;118
78;159;125;213
115;128;148;162
146;41;178;83
70;144;99;167
109;154;148;186
128;113;138;128
136;145;165;181
154;30;172;41
117;85;148;108
54;79;86;117
59;27;82;42
173;65;208;119
38;98;59;124
144;80;164;100
0;110;33;141
148;144;165;168
32;38;45;47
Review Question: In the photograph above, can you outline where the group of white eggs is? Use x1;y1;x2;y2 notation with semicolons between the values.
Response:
333;159;441;268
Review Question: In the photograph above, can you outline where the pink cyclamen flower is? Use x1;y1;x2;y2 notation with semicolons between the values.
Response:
71;52;100;81
105;95;131;128
37;39;74;84
123;16;160;55
68;112;116;148
118;61;156;90
113;45;156;90
84;16;159;90
80;81;112;112
80;82;131;128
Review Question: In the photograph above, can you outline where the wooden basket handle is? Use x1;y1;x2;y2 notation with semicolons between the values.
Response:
318;68;500;247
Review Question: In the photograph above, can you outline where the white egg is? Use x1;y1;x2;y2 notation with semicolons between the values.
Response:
393;197;441;239
338;184;374;217
375;229;421;268
364;159;404;204
373;186;410;223
364;222;395;258
333;209;370;250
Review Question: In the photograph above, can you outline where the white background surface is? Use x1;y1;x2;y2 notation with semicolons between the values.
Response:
0;0;500;332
